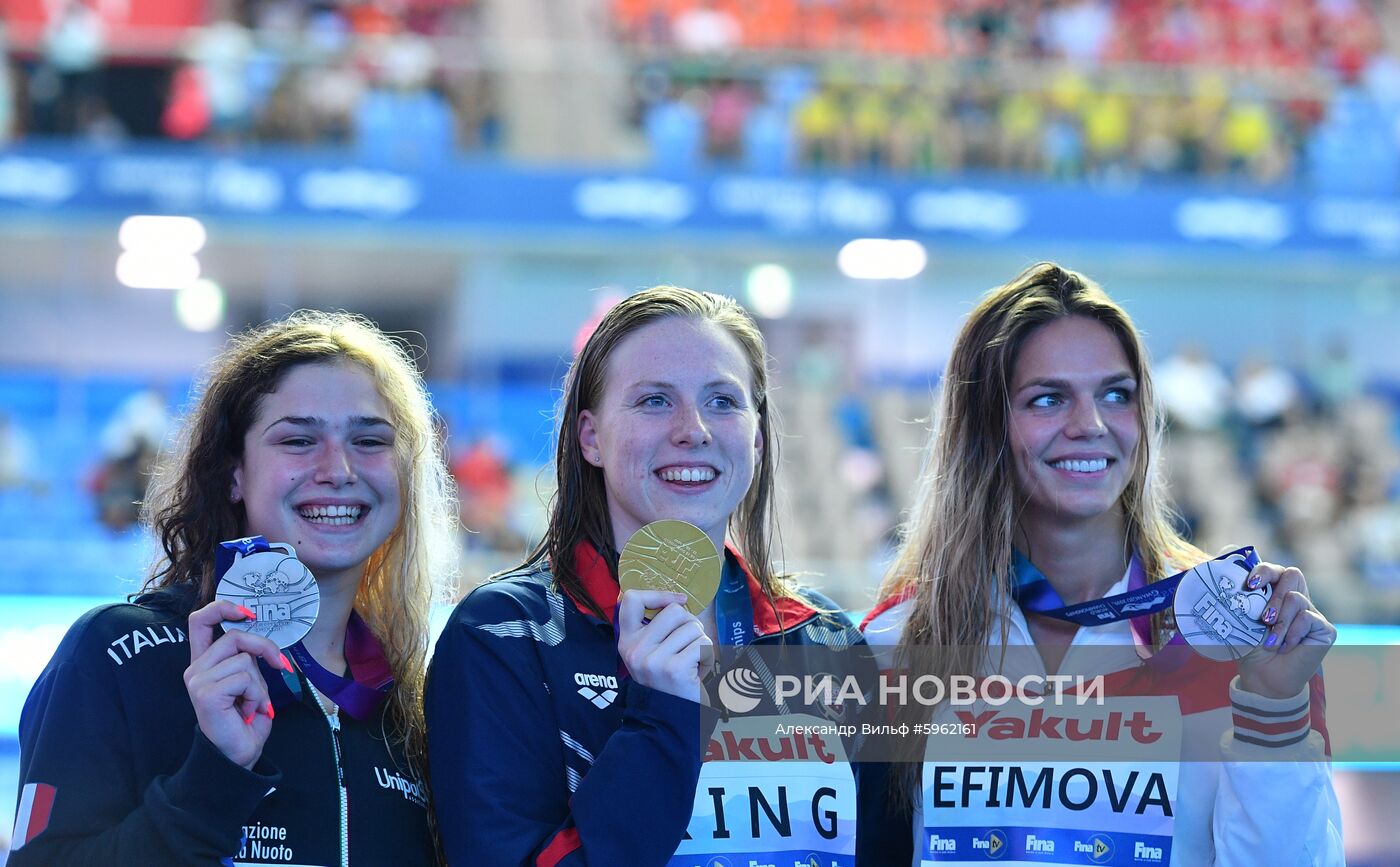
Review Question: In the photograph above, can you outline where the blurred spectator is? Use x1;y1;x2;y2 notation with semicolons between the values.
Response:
0;23;14;143
1221;99;1283;182
186;4;256;141
37;0;106;136
1081;90;1131;175
705;77;751;161
92;389;169;532
1039;0;1113;63
1350;470;1400;589
452;437;522;552
794;85;843;167
162;65;211;140
0;412;37;491
672;0;741;55
1156;344;1232;432
1235;355;1302;432
1310;336;1365;416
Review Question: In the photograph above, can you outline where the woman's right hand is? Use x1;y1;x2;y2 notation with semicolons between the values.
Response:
184;601;291;769
616;590;715;704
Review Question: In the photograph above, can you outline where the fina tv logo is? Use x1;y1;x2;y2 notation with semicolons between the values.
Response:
716;666;766;714
1073;833;1114;863
971;829;1007;859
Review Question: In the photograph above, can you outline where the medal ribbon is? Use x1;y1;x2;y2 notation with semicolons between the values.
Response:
713;553;755;648
1011;546;1258;625
1011;546;1259;658
284;614;394;721
216;536;394;721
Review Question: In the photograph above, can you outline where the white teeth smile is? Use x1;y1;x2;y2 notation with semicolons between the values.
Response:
298;504;364;525
659;467;716;483
1051;458;1109;473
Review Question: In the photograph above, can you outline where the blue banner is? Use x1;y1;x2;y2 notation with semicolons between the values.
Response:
2;143;1399;256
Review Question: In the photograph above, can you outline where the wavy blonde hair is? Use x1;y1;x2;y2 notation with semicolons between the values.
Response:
142;310;458;770
878;263;1204;796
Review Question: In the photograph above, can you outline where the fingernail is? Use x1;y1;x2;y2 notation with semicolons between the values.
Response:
1264;607;1277;623
280;653;293;673
1247;575;1260;589
266;702;275;720
243;712;255;725
238;605;257;621
1265;633;1279;648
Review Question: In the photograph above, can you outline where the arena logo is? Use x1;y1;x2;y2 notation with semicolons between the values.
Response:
574;671;619;709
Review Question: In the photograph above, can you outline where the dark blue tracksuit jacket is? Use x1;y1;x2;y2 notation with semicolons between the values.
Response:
425;542;865;867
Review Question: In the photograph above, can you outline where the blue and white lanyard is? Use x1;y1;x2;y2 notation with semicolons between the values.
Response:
1011;546;1259;627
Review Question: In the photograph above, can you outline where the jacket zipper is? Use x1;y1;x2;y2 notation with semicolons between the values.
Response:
310;689;350;867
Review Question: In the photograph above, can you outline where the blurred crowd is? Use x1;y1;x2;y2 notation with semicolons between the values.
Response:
621;0;1400;185
3;0;1398;185
764;334;1400;619
1155;341;1400;622
1;0;498;161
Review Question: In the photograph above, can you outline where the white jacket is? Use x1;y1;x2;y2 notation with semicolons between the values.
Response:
860;564;1343;867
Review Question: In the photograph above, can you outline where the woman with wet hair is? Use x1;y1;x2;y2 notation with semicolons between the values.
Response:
14;311;457;865
859;263;1341;865
427;286;863;866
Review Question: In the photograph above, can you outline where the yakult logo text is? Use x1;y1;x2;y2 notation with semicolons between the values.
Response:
953;708;1163;744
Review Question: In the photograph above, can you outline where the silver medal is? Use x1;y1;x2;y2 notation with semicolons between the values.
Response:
1171;554;1271;661
215;543;320;648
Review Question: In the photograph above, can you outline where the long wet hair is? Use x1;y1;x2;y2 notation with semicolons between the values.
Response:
877;263;1204;798
141;310;458;770
519;285;800;619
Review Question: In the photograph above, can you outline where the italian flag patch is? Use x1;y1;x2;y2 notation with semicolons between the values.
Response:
12;782;56;850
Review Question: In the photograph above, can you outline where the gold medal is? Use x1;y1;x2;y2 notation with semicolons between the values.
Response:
618;520;722;616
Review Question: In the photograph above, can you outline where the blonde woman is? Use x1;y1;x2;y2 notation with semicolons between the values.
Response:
13;311;457;865
860;263;1341;865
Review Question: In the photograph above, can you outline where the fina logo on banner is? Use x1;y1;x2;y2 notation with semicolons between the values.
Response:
972;829;1007;859
1073;833;1114;863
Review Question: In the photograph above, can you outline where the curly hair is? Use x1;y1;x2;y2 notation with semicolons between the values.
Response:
141;310;458;771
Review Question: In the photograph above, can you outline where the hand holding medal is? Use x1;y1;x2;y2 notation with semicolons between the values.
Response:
1171;548;1336;697
1231;559;1337;699
182;538;320;770
615;521;720;704
184;598;295;770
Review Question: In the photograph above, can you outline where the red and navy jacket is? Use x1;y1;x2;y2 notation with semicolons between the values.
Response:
425;542;863;867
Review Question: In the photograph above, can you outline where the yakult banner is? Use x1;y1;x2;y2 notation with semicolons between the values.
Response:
704;644;1399;765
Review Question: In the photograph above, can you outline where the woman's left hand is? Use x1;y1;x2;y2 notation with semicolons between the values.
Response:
1235;561;1337;699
